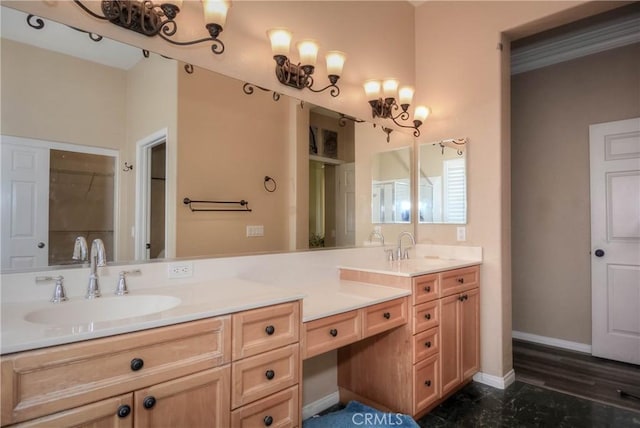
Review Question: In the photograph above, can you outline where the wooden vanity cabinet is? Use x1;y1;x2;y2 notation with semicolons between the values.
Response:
2;300;303;428
338;265;480;419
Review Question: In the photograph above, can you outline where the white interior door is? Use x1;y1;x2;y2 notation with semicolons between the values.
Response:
1;141;50;269
590;117;640;365
336;162;355;247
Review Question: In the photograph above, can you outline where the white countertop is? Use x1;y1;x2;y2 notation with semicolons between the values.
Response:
300;280;411;322
338;257;481;277
1;277;410;354
1;278;304;354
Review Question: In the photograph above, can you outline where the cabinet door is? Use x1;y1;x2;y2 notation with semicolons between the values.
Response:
439;294;461;397
461;288;480;380
134;366;230;428
14;394;133;428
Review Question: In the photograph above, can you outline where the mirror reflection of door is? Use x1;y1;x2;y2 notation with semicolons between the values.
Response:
1;137;116;269
149;143;166;259
308;160;355;248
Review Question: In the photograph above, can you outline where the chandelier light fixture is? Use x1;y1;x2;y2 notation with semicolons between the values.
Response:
73;0;231;54
267;28;346;97
363;79;430;137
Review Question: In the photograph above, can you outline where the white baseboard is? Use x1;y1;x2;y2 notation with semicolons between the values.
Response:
302;391;340;421
473;369;515;390
512;330;592;354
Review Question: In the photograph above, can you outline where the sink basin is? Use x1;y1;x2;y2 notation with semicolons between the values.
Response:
25;295;182;325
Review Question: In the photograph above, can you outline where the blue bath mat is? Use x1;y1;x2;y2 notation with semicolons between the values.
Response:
303;401;419;428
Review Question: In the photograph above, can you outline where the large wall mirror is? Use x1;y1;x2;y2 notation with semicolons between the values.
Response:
0;6;402;271
418;139;467;224
371;147;412;224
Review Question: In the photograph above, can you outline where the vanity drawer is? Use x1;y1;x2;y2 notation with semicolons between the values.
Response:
231;344;299;409
302;310;361;359
412;274;439;305
413;327;439;364
232;301;300;360
1;317;230;426
440;266;479;297
413;300;439;333
231;385;299;428
413;354;439;414
362;298;408;338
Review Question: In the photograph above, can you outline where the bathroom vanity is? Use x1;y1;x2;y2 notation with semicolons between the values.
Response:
1;246;481;426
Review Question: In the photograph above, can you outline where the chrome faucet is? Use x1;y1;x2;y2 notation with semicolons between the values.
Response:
86;238;106;299
72;236;88;262
396;231;415;260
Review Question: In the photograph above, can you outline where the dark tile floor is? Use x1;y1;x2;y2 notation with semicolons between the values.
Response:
310;381;640;427
417;381;640;428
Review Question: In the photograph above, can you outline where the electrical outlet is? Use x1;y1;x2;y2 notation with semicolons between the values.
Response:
246;225;264;237
457;226;466;242
167;262;193;278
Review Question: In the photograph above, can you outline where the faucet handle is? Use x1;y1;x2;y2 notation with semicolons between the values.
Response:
402;247;412;260
36;276;67;303
385;249;395;262
115;269;141;296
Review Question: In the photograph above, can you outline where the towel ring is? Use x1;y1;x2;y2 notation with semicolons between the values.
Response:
264;176;277;193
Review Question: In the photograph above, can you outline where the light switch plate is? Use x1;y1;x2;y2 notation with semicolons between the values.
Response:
457;226;466;242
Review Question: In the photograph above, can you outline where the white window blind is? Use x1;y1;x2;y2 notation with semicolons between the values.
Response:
443;158;466;223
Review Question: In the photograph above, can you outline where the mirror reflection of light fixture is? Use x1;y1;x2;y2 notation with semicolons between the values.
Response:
73;0;231;54
364;79;430;137
267;28;346;97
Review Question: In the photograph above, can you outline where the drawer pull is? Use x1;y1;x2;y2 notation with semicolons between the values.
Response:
424;313;431;320
383;312;391;319
265;325;276;335
457;277;464;284
424;285;431;292
130;358;144;371
424;380;432;387
265;369;276;380
459;294;468;302
264;415;274;426
425;341;432;348
117;405;131;418
329;328;338;337
143;396;156;409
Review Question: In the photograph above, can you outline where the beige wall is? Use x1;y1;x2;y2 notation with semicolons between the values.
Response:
512;43;640;345
176;65;290;256
413;0;619;379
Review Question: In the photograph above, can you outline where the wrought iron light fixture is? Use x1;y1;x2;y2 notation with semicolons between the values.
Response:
364;79;430;137
73;0;231;54
267;28;346;97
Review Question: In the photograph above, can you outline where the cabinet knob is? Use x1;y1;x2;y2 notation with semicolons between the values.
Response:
424;313;431;320
383;312;391;319
424;380;432;387
130;358;144;371
143;396;156;409
264;415;274;426
424;285;431;292
330;328;338;337
265;369;275;380
457;277;464;284
117;405;131;418
265;325;275;335
425;341;431;348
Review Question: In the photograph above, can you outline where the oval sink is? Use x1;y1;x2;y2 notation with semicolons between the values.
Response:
25;295;182;325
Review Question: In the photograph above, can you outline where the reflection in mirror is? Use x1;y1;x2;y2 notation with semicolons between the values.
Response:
371;147;411;224
0;6;365;272
418;139;467;224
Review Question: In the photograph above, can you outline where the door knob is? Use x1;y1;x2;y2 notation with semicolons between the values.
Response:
594;249;605;257
37;242;45;248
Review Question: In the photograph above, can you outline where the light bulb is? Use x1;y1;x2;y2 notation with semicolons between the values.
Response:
398;86;414;106
363;80;381;100
326;51;346;77
267;28;292;57
297;40;319;67
202;0;230;28
414;106;430;122
382;79;399;100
